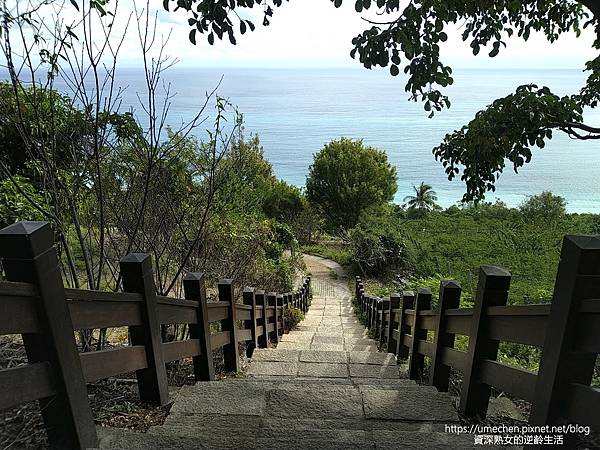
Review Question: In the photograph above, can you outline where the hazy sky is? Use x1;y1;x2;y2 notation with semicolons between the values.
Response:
110;0;597;69
4;0;598;70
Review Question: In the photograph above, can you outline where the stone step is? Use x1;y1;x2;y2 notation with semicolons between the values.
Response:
164;380;457;424
220;377;421;389
99;423;511;450
247;360;407;379
252;349;397;365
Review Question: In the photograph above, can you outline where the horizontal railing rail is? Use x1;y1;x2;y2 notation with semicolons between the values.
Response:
356;233;600;446
0;221;310;449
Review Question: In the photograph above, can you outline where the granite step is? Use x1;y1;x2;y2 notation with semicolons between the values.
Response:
98;426;497;449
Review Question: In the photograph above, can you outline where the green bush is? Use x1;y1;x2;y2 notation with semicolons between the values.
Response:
306;138;397;230
350;212;412;276
284;306;305;330
519;191;567;223
0;176;45;228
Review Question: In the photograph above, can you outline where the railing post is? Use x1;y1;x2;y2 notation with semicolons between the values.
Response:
286;292;292;331
243;287;259;357
183;272;215;381
387;293;401;354
268;292;279;344
370;297;376;330
218;279;240;373
359;285;365;316
379;298;389;346
355;276;361;302
277;293;285;334
430;281;461;391
303;280;308;313
459;266;511;418
409;288;432;381
120;253;169;405
374;298;381;337
306;276;311;310
256;290;268;348
396;291;415;359
0;221;97;449
530;235;600;428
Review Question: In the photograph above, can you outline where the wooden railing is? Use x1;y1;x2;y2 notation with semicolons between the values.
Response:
356;234;600;436
0;221;310;449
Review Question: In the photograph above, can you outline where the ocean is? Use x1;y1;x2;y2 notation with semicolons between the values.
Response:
77;68;600;212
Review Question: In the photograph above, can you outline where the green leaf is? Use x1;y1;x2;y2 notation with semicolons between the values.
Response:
189;29;197;45
390;64;399;76
70;0;80;11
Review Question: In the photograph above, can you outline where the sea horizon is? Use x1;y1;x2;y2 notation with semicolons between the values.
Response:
5;66;599;213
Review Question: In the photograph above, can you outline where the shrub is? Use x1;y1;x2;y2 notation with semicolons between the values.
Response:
284;306;304;330
306;138;397;231
350;213;412;276
519;191;567;222
0;176;45;228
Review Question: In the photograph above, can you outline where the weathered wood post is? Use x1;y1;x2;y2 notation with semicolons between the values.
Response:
379;298;390;346
355;276;361;303
409;288;432;380
306;276;311;310
303;280;309;313
243;287;259;357
256;290;269;348
282;293;289;333
121;253;169;405
369;297;376;330
396;291;415;359
366;296;372;328
218;279;240;373
370;297;376;333
361;291;366;315
530;235;600;429
375;298;381;340
459;266;511;418
268;292;279;343
359;286;365;316
361;292;366;316
387;293;401;354
183;272;215;381
0;221;97;449
430;281;461;391
277;294;285;334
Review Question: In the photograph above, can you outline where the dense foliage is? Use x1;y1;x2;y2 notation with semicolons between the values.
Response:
519;190;567;223
305;138;397;230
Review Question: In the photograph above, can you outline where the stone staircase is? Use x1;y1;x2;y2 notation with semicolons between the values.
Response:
98;256;479;449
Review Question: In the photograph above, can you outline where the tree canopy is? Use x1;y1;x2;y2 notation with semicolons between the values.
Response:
163;0;600;202
305;138;397;230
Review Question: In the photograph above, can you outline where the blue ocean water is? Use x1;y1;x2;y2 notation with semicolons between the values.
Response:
91;68;600;212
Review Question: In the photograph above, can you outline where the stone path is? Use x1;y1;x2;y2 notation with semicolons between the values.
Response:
98;254;479;449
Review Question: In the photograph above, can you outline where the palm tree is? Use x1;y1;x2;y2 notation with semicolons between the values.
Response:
403;182;439;211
